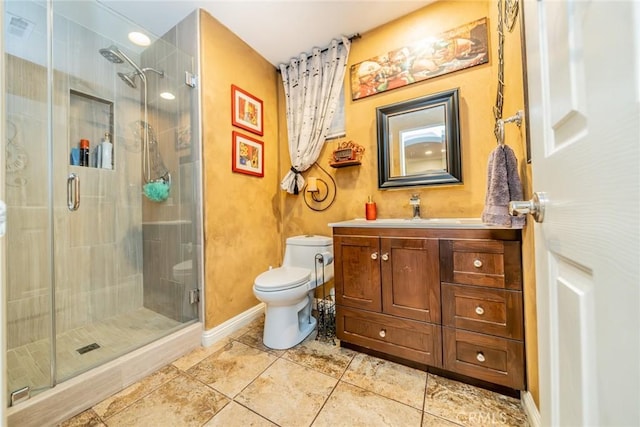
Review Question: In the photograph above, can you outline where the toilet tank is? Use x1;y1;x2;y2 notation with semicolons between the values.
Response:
283;235;333;271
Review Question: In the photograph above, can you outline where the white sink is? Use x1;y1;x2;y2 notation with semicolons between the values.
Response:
329;218;494;229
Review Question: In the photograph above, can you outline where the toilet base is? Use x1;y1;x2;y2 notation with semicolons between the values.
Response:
262;296;317;350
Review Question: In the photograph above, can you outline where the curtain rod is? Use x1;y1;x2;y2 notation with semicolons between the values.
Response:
277;33;361;70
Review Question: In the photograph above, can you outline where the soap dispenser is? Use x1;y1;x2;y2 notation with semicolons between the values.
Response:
365;196;377;220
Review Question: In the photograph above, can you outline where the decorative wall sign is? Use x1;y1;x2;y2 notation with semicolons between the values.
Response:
350;18;489;100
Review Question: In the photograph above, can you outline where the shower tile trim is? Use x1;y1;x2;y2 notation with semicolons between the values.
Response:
7;322;201;427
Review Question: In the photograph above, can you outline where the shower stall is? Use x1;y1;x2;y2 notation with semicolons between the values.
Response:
2;0;202;421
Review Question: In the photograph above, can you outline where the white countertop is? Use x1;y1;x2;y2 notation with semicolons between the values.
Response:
328;218;520;229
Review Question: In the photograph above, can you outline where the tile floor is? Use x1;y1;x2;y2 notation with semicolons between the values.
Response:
59;316;528;426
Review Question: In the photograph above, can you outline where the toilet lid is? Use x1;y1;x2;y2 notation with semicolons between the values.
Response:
254;266;310;292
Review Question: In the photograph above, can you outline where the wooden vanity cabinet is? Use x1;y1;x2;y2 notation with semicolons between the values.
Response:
334;233;442;366
440;239;525;389
333;226;525;390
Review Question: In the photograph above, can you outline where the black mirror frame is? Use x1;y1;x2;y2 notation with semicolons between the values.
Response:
376;88;462;189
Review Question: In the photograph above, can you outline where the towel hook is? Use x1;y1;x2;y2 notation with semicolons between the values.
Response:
495;110;523;145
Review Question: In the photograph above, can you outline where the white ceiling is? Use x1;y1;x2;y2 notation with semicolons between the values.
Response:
98;1;433;66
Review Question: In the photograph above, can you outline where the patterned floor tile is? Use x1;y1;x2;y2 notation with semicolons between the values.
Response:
203;401;277;427
186;340;277;398
283;333;356;378
92;364;180;419
103;372;229;426
313;381;423;427
236;358;337;427
424;374;527;426
342;353;427;409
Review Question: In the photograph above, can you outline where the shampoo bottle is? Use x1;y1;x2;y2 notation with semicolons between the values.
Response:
365;196;377;220
100;132;113;169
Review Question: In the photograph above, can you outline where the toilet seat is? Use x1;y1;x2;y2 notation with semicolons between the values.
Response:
254;266;310;292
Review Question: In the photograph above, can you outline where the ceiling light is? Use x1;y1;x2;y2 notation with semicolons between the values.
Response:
160;92;175;100
425;150;433;155
128;31;150;46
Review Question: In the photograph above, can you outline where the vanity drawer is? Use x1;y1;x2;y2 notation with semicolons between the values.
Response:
442;284;523;340
440;240;522;290
336;306;442;367
443;327;525;389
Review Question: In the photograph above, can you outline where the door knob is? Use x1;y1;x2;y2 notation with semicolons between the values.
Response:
509;191;547;223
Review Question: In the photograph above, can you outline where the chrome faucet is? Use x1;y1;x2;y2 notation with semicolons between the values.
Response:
409;194;421;219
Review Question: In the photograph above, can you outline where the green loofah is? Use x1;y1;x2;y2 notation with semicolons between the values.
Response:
143;181;170;202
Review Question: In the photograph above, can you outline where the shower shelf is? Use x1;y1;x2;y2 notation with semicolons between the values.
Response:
69;89;114;169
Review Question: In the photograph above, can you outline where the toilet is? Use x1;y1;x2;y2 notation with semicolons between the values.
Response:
172;259;193;284
253;235;334;350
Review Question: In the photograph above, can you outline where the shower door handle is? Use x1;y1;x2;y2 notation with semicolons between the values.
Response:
67;173;80;211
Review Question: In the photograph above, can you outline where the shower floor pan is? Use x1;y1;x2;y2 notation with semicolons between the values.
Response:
7;307;184;399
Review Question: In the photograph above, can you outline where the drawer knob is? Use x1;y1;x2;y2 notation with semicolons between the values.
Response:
473;259;483;268
381;253;389;261
475;306;485;315
371;252;378;260
476;352;486;363
379;329;386;338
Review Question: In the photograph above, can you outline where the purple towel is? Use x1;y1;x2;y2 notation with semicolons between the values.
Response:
481;145;526;228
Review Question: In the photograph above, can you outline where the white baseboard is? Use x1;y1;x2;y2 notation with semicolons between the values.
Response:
201;303;265;347
521;391;541;427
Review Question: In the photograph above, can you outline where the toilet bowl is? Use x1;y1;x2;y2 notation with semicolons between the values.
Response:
172;259;192;283
253;235;334;350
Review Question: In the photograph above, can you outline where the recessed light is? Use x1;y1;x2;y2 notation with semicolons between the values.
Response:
128;31;150;46
160;92;175;100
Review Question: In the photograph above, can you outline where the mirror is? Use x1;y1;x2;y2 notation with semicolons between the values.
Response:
376;88;461;188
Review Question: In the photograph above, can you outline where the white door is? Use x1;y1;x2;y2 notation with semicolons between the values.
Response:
523;1;639;425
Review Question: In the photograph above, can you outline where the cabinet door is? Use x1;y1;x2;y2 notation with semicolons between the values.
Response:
334;235;381;311
381;238;440;323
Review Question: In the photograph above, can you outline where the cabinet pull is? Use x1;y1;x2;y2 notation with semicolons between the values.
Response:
475;306;485;315
381;253;389;261
476;352;485;362
473;259;483;268
379;329;386;338
371;252;378;260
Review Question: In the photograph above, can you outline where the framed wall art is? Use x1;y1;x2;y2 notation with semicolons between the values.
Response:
350;17;489;100
232;131;264;177
231;84;264;136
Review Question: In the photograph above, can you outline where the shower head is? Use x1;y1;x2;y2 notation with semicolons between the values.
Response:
99;44;144;76
99;45;125;64
117;72;138;88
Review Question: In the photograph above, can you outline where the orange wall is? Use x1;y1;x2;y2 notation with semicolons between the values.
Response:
199;10;281;329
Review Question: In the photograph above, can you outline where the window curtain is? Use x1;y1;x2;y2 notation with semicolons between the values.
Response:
279;37;351;194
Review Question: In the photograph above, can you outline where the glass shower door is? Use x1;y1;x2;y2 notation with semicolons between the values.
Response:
4;0;54;402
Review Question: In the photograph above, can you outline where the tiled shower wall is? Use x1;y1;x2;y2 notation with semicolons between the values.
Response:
6;11;144;349
5;5;200;351
139;11;200;323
